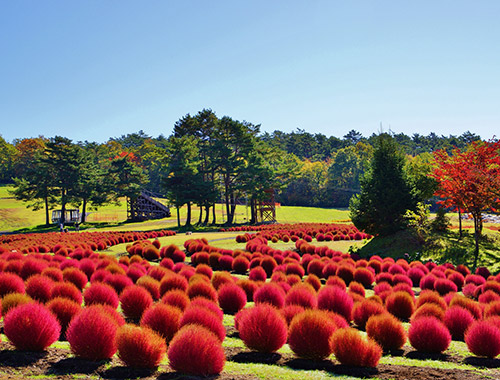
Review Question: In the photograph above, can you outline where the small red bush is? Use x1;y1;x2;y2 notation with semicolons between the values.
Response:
354;267;375;288
83;282;119;308
285;283;317;309
62;267;88;290
408;316;451;353
412;303;445;322
50;281;83;304
288;309;338;360
352;300;386;330
366;313;406;351
249;266;267;282
465;321;500;358
160;289;190;311
330;328;382;367
4;302;60;351
232;256;250;274
46;296;81;335
116;324;166;368
0;272;25;297
238;304;288;353
159;274;188;295
120;285;154;320
317;285;353;322
179;305;226;341
280;304;305;325
104;273;134;295
449;295;482;320
434;278;458;296
26;275;54;303
67;306;119;360
385;291;415;321
190;297;224;320
217;283;247;314
1;293;33;315
167;325;225;376
187;280;218;302
136;276;161;300
444;305;474;341
141;303;182;343
254;283;286;309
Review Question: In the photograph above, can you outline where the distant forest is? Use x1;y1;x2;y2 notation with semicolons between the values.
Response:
0;109;484;225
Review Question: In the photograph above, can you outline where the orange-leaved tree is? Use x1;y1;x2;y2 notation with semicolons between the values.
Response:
431;140;500;269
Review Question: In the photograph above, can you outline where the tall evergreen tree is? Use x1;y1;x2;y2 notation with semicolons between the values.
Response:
349;134;416;236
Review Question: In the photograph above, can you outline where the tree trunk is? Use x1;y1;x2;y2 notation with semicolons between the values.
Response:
61;189;66;225
473;213;480;270
250;198;256;224
176;206;181;228
185;201;192;227
81;198;87;223
229;193;236;225
225;187;231;225
212;203;216;225
44;196;50;226
458;208;463;240
204;205;210;225
198;205;203;225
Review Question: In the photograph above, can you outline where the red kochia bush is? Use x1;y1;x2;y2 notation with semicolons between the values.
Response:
249;266;267;282
352;300;386;330
26;275;54;303
167;325;225;376
285;283;317;309
51;282;83;305
465;321;500;358
366;313;406;351
354;267;375;288
317;285;353;322
62;267;88;290
408;317;451;353
116;324;166;368
66;307;119;360
444;306;475;341
0;272;25;297
46;297;81;335
330;328;382;367
120;285;154;320
179;305;226;342
83;282;119;308
217;283;247;314
161;289;190;311
254;283;286;309
288;309;338;360
4;303;60;351
385;291;415;321
141;303;182;344
187;281;218;302
159;274;188;295
238;304;288;353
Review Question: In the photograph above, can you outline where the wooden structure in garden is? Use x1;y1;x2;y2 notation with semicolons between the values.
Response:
127;190;171;221
254;189;277;223
52;209;80;225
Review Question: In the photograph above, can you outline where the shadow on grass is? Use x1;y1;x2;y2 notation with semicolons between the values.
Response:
285;358;378;377
47;357;109;375
231;351;282;365
464;356;500;368
100;366;157;379
157;373;220;380
0;349;47;367
405;351;451;361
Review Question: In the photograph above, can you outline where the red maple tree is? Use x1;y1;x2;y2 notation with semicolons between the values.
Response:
431;140;500;268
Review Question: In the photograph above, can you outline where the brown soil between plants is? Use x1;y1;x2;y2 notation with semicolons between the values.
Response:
0;342;499;380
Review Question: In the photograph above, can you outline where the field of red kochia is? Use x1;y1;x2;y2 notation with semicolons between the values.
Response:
0;223;499;376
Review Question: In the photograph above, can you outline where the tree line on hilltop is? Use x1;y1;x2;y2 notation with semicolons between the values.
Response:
0;109;486;227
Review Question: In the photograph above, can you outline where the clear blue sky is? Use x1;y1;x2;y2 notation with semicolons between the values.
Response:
1;1;499;143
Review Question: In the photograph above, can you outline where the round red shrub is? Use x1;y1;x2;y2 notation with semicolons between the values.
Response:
353;300;386;330
280;304;305;326
285;283;317;309
141;303;182;343
160;289;190;311
0;272;25;297
1;293;33;316
62;267;88;290
485;301;500;318
66;307;118;360
385;291;415;321
46;296;81;335
179;305;226;341
254;283;286;309
4;302;60;351
249;266;267;282
408;316;451;353
116;324;166;368
449;295;482;320
159;274;188;295
366;313;406;351
465;321;500;358
354;267;375;288
217;283;247;314
317;285;353;322
120;285;154;320
336;265;354;285
190;297;224;320
83;282;119;308
20;259;48;280
187;280;217;302
238;304;288;353
232;256;250;274
288;309;338;360
434;278;458;296
330;328;382;367
236;279;258;302
26;275;54;303
42;267;64;282
167;325;225;376
51;282;82;304
412;303;445;322
444;305;474;341
136;276;161;300
104;273;134;295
